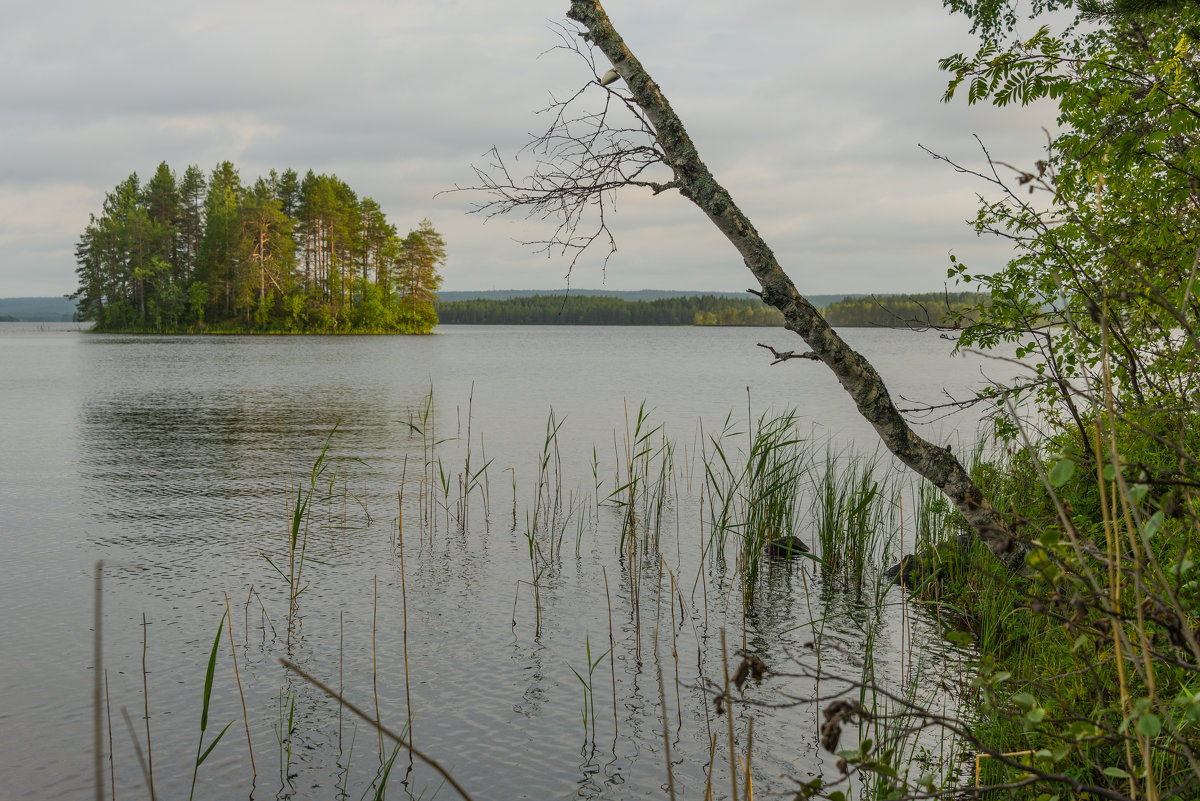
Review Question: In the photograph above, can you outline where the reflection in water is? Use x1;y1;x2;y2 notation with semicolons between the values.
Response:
3;328;992;800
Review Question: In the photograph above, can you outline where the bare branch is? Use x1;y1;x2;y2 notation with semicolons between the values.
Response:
755;341;820;365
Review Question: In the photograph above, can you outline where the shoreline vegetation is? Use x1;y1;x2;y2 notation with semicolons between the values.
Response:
24;289;986;330
70;161;445;334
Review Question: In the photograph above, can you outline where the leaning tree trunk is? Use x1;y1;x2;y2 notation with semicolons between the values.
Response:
567;0;1026;571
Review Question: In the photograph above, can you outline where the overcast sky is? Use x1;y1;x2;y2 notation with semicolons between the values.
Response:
0;0;1059;298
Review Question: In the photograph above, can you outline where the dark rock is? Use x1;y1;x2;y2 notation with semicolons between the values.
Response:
885;533;976;589
764;535;809;560
883;555;921;587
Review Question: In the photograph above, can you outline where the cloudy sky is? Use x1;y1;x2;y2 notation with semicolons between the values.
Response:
0;0;1058;298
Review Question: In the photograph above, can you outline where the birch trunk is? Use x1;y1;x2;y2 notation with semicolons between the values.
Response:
567;0;1026;570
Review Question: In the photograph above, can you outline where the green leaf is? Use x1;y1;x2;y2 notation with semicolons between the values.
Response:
197;721;233;766
1013;692;1037;711
200;610;226;732
1049;458;1075;487
1137;713;1162;737
1026;707;1047;723
1102;463;1118;481
1103;766;1131;779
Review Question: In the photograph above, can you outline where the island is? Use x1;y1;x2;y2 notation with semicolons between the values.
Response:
71;161;444;334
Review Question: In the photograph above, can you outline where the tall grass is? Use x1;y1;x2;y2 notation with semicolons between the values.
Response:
263;425;337;623
813;447;891;593
701;409;814;595
188;612;233;801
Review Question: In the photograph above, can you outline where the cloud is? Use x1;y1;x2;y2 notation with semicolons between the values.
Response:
0;0;1058;297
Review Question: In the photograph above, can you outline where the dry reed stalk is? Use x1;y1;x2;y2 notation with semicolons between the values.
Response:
94;560;103;801
704;732;718;801
105;670;115;801
654;560;677;801
699;498;709;631
720;628;739;801
398;487;413;742
669;563;679;658
1093;416;1138;797
743;717;754;801
247;586;277;639
141;613;155;800
339;611;343;753
509;467;518;531
399;455;408;550
279;658;476;801
898;491;908;684
120;707;152;797
463;382;474;532
224;593;255;778
373;575;383;762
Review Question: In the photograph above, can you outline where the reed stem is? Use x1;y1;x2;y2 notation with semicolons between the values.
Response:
279;658;476;801
141;612;155;800
224;593;255;778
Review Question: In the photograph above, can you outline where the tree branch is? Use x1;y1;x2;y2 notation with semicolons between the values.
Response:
563;0;1027;570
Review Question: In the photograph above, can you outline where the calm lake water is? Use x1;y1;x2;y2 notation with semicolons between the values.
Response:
0;323;1020;800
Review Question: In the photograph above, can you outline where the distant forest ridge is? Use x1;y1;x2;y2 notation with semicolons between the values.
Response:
2;291;984;327
821;291;987;327
437;291;987;327
0;296;78;322
438;289;854;307
438;293;785;326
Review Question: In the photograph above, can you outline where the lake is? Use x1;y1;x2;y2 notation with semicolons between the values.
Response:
0;323;1020;800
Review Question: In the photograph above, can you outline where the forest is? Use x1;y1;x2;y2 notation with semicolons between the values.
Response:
71;162;445;333
820;291;987;327
435;293;786;325
436;292;985;327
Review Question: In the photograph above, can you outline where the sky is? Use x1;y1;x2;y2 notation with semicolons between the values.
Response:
0;0;1060;298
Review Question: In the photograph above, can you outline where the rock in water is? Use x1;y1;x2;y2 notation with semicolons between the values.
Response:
883;555;919;587
764;535;810;559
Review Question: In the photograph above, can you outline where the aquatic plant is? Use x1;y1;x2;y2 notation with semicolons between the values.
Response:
188;611;233;801
567;633;609;743
813;446;890;593
262;425;338;619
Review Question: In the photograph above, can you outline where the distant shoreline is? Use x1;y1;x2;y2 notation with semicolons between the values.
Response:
2;290;984;329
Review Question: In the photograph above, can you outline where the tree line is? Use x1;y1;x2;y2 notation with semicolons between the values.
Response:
436;292;986;327
435;293;786;325
820;291;987;327
71;162;445;333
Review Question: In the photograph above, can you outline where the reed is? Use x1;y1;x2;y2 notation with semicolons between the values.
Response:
223;593;255;779
188;610;233;801
813;446;890;593
141;612;156;800
84;399;1000;800
700;409;814;599
567;633;609;743
263;425;337;622
279;658;476;801
607;400;665;549
274;685;297;789
531;408;568;555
